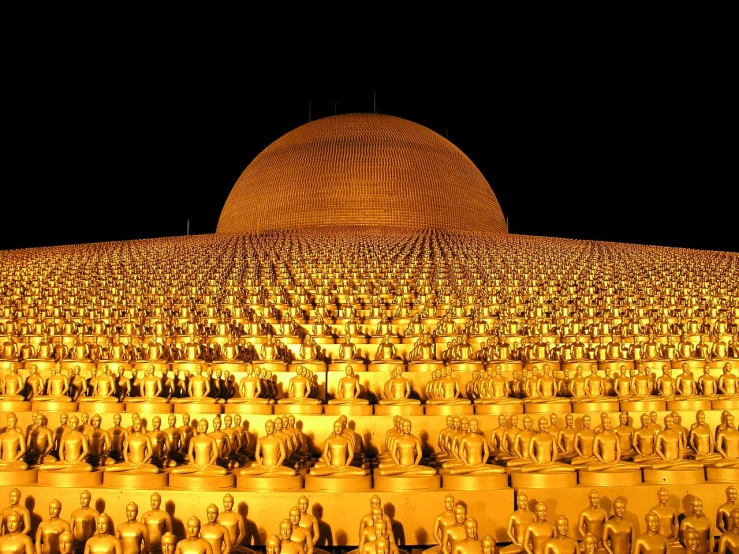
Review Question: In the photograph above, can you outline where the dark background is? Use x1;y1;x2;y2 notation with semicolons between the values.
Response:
3;90;734;253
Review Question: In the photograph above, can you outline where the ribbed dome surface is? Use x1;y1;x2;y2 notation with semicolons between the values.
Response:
216;113;507;234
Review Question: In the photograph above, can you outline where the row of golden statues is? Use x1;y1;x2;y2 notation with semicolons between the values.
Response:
3;486;739;554
2;359;739;408
3;407;739;486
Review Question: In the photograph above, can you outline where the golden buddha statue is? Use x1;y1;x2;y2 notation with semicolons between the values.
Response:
103;416;159;474
376;418;436;476
277;365;322;405
377;366;420;406
714;413;739;468
678;497;713;554
499;492;535;554
35;500;72;554
140;492;173;554
717;509;739;554
169;418;227;476
0;510;35;554
309;417;368;476
374;333;401;363
226;364;270;404
37;415;92;472
515;417;576;474
124;365;168;404
602;499;634;554
579;415;641;472
438;418;505;475
0;363;25;401
176;517;213;554
426;366;471;406
522;502;556;554
237;419;297;477
575;490;608;548
24;364;46;400
542;515;578;554
718;362;738;398
0;412;27;471
172;364;216;403
328;365;369;405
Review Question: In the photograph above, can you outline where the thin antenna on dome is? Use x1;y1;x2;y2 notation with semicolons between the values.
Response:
308;100;312;122
374;92;377;114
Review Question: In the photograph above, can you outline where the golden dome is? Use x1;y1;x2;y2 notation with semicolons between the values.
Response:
216;113;507;234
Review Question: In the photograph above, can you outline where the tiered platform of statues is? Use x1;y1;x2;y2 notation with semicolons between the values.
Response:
1;228;739;552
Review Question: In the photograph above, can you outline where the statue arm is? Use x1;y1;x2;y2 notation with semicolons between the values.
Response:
414;436;423;466
522;527;534;554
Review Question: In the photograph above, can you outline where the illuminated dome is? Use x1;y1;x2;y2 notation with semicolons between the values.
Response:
216;113;507;234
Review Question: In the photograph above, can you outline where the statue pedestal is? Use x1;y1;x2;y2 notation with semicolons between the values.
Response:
82;401;125;414
37;469;103;487
210;361;247;373
288;361;327;374
253;361;289;373
0;400;31;413
577;469;642;486
510;471;577;488
173;403;223;415
328;361;367;373
642;468;705;485
60;360;97;372
484;361;523;373
712;399;739;410
223;403;274;415
474;402;524;415
524;401;572;414
705;467;739;483
0;469;37;486
274;403;324;415
31;400;78;412
670;358;708;370
122;401;170;414
99;361;133;372
311;336;335;345
440;473;508;490
20;360;57;371
236;474;304;491
134;360;171;372
369;361;406;373
449;361;484;372
374;404;424;416
304;474;372;492
168;473;235;490
407;361;444;373
598;360;634;372
665;398;712;411
619;399;667;412
103;471;168;489
572;398;620;413
561;361;590;373
373;474;440;491
424;404;474;416
172;361;205;373
324;404;374;416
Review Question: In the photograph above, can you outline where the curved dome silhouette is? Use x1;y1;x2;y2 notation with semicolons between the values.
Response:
216;113;507;234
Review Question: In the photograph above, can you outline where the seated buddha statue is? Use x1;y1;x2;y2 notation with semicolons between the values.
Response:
496;415;536;468
237;419;297;477
579;415;641;472
516;417;577;473
686;410;722;464
426;366;471;406
0;412;28;471
697;366;719;399
531;365;569;404
0;363;25;401
33;363;72;402
377;418;437;476
172;364;217;403
475;365;522;405
227;364;271;404
437;418;505;476
78;365;118;403
374;333;401;363
309;418;368;477
628;366;657;400
647;415;705;470
674;363;701;399
328;366;369;405
124;365;168;403
168;417;228;476
37;415;92;471
378;367;421;405
654;365;677;400
277;365;322;405
103;416;160;473
717;362;738;398
298;335;323;362
714;413;739;468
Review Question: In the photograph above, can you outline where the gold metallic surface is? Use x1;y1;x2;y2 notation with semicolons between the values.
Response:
216;114;506;234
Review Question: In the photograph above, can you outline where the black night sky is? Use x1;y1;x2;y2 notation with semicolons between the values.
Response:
3;90;734;253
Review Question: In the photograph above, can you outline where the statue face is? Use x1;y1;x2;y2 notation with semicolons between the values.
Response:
187;518;201;538
728;487;737;503
556;518;568;537
454;505;467;523
207;505;219;523
692;499;703;516
279;521;292;540
6;512;20;533
614;501;625;517
49;501;62;518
